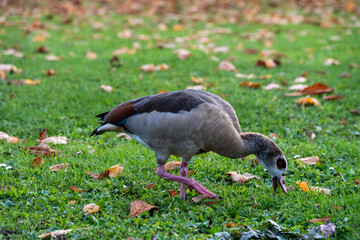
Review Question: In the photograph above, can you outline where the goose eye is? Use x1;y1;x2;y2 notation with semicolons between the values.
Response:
276;157;287;170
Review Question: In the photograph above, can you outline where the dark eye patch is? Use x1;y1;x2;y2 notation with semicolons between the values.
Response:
276;157;287;170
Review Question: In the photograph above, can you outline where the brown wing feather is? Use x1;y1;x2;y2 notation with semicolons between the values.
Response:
103;101;137;125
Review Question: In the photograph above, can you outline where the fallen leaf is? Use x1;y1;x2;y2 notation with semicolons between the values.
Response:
70;186;82;193
263;82;281;90
297;181;330;195
309;216;331;223
0;64;18;73
186;85;206;90
340;118;347;126
86;51;98;60
0;132;20;143
297;96;320;106
301;83;334;95
37;46;49;53
331;206;346;210
295;156;319;165
39;129;47;140
187;169;194;177
243;48;258;54
349;109;360;115
294;76;307;83
85;170;109;180
213;46;229;53
108;164;123;178
116;133;132;140
0;70;6;80
252;197;257;208
173;24;184;31
240;81;261;88
288;84;308;91
140;64;155;73
235;73;255;79
19;144;61;156
256;59;280;68
40;136;68;145
225;223;237;228
31;157;44;168
42;69;56;76
269;133;279;139
339;72;352;78
145;183;155;189
323;95;345;101
10;79;41;85
173;49;191;60
323;58;340;66
45;54;62;61
3;48;24;58
192;194;209;203
129;200;158;217
83;203;99;215
100;85;113;92
191;76;204;84
118;29;132;38
163;161;182;171
219;60;237;72
50;163;70;172
344;1;356;12
349;62;360;68
68;200;76;205
168;189;178;197
33;35;46;42
39;229;72;238
154;63;169;71
224;171;258;185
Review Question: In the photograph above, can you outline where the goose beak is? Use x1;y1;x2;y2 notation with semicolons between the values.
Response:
272;176;287;195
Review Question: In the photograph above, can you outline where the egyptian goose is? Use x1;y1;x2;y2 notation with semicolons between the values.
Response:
91;90;287;199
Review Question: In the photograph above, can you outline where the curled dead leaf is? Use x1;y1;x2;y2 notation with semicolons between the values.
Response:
309;216;331;223
240;81;261;88
191;76;204;84
219;60;237;72
163;161;182;171
42;69;56;76
50;163;70;172
145;183;155;189
83;203;99;215
301;83;334;95
0;64;18;73
31;157;44;168
168;189;178;197
263;82;281;90
39;129;47;140
100;85;113;93
19;144;61;156
224;171;258;185
295;156;319;165
39;229;72;238
256;59;280;68
0;131;20;143
37;46;49;53
86;51;98;60
130;200;158;217
297;96;320;106
45;54;62;61
323;95;345;101
323;58;340;65
85;170;109;180
108;164;123;178
40;136;68;145
173;49;191;60
70;186;82;193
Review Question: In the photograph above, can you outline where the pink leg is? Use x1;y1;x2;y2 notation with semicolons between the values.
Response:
157;165;218;199
180;161;189;199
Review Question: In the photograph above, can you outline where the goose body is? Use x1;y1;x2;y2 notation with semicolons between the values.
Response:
92;89;288;199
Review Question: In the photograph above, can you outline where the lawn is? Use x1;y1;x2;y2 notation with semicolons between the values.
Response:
1;1;360;239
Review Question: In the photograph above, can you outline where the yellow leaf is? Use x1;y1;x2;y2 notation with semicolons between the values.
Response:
83;203;99;215
297;96;320;106
86;51;97;60
297;181;330;195
173;24;184;31
68;200;76;205
108;164;123;178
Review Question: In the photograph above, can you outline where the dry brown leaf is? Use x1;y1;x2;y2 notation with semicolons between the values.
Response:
309;216;332;223
240;81;261;88
108;164;124;178
0;131;20;143
349;109;360;115
50;163;70;172
323;58;340;65
173;49;191;60
168;189;178;197
33;35;46;42
323;95;345;101
269;133;279;139
0;64;18;73
100;85;113;92
3;48;24;58
39;229;72;238
224;171;258;185
10;79;41;85
192;194;209;203
243;48;258;54
173;24;184;31
37;46;49;53
86;51;98;60
19;144;61;156
263;82;281;90
83;203;99;215
191;76;204;84
301;83;334;95
297;96;320;106
154;63;169;71
116;133;132;140
331;206;346;210
288;84;308;91
45;55;62;61
40;136;68;145
85;170;109;180
145;183;155;189
163;161;182;171
39;129;47;140
31;157;44;168
70;186;82;193
256;59;280;68
340;118;347;126
186;85;206;90
68;200;76;205
140;64;155;73
42;69;56;76
295;156;319;165
129;200;158;217
0;70;6;80
225;223;237;228
219;60;237;72
118;29;132;39
345;1;356;12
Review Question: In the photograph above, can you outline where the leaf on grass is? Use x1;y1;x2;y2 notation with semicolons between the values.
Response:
173;24;184;31
349;109;360;115
83;203;99;215
0;131;20;143
224;171;258;185
19;144;61;156
3;48;24;58
294;76;307;83
116;133;132;140
256;59;280;68
45;55;63;61
40;136;68;145
269;133;279;139
331;205;346;210
297;96;320;106
31;157;44;168
50;163;70;172
263;82;281;90
39;229;72;238
68;200;76;205
219;60;237;72
108;164;124;178
86;51;98;60
243;48;258;54
186;85;206;90
86;170;109;180
10;79;40;85
295;156;319;165
117;29;132;39
70;186;82;193
288;84;308;91
37;46;49;53
192;194;209;203
225;223;237;228
173;49;191;60
252;197;257;208
168;189;178;197
187;169;194;177
323;58;340;65
39;129;47;140
240;81;261;88
301;83;334;95
129;200;158;217
297;181;330;195
145;183;155;189
191;76;204;84
163;161;182;171
309;216;331;223
0;64;18;74
140;63;169;73
100;85;113;92
154;63;169;71
323;95;344;101
213;46;229;53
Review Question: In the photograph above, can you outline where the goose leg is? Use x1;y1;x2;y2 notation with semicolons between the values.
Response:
179;160;192;199
157;165;218;199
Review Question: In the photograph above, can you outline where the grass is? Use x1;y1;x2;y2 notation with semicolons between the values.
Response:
1;9;360;239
